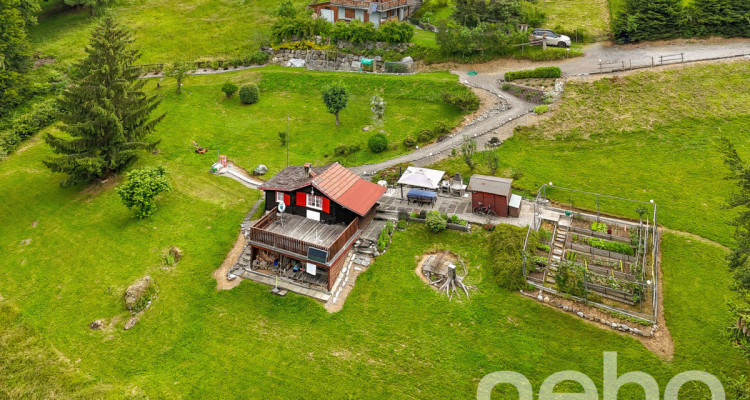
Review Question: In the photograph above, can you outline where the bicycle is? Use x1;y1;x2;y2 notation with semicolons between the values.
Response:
473;203;496;217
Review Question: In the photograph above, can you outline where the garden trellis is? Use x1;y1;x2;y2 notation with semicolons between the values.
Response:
524;184;660;324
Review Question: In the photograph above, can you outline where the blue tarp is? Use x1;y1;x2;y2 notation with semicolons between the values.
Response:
407;188;437;199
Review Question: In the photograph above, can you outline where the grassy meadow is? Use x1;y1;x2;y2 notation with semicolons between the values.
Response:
432;61;750;246
540;0;611;39
30;0;310;64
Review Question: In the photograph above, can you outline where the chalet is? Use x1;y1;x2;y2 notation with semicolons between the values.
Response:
247;162;386;292
309;0;418;27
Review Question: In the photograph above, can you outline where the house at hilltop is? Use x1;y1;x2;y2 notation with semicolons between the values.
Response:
309;0;419;27
241;162;386;294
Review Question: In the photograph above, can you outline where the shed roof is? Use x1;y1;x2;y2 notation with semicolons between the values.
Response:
467;175;512;198
396;166;445;190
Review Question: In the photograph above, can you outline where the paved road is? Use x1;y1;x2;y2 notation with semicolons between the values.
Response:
352;39;750;177
350;71;538;177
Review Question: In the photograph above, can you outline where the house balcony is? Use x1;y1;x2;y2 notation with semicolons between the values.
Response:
248;207;360;265
329;0;413;12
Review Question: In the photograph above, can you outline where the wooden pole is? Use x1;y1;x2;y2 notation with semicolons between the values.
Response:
286;114;290;167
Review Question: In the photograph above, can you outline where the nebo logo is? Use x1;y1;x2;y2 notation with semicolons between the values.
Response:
477;352;725;400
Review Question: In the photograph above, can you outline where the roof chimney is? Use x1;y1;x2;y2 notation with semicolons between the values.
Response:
304;162;312;177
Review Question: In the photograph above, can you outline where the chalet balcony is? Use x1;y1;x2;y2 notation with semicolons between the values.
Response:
329;0;413;12
248;207;360;265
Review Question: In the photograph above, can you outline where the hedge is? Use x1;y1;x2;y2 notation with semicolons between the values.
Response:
0;99;58;159
504;66;562;82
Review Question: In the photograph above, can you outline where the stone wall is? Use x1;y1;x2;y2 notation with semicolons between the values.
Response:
270;49;414;73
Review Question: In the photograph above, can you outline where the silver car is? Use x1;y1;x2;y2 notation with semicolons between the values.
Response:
531;29;571;48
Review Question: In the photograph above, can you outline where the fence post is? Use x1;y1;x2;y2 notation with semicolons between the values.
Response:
681;53;684;63
651;57;654;67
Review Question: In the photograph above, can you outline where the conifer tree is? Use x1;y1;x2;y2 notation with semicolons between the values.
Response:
44;17;163;186
613;0;686;43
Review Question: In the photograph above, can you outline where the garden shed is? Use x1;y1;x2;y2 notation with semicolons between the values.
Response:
467;175;513;217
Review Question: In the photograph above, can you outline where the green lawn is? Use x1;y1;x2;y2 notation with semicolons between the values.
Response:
412;28;438;48
538;0;611;39
432;61;750;246
29;0;310;65
149;66;466;176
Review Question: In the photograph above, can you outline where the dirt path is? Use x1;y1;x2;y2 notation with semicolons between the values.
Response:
213;233;246;291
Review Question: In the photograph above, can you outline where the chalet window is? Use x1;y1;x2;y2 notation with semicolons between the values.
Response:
307;194;323;210
276;191;285;203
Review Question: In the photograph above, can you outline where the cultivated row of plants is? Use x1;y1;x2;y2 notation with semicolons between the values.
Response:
555;262;643;302
504;66;561;82
572;233;635;256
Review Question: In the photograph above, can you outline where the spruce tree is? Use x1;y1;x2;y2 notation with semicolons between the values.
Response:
613;0;686;43
44;17;163;186
0;0;34;116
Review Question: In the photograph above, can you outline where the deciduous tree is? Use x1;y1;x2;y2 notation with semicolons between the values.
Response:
116;166;171;219
44;17;164;186
321;82;349;126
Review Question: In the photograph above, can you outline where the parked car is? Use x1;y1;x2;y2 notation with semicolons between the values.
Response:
530;29;571;48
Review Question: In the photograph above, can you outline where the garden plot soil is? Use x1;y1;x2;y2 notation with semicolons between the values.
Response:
213;233;246;291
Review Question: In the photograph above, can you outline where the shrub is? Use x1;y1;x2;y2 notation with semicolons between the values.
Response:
501;83;511;90
419;210;427;219
239;83;260;104
442;90;480;113
334;143;360;156
449;214;460;224
377;21;415;43
221;81;238;98
425;211;447;233
330;19;379;44
504;66;561;82
0;99;58;157
367;133;388;153
249;50;269;65
556;262;588;297
385;62;410;73
410;211;418;219
403;135;416;147
116;166;172;219
398;210;410;221
537;244;551;252
533;104;549;114
417;129;434;143
489;225;537;290
397;220;408;230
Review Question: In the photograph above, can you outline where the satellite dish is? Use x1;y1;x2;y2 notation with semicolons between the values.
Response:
277;201;286;213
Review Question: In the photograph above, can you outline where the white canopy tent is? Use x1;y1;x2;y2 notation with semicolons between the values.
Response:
396;166;445;190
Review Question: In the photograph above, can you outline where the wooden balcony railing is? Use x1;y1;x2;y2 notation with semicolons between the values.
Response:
249;207;360;263
330;0;411;11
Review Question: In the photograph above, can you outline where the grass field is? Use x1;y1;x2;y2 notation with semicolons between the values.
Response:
29;0;310;65
411;29;438;48
149;66;467;176
432;61;750;246
540;0;611;39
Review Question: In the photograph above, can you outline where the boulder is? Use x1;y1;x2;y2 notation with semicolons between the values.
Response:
89;319;105;330
124;276;152;311
401;56;414;65
124;315;139;331
254;164;268;175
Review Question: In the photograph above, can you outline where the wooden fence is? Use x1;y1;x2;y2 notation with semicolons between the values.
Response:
569;226;631;244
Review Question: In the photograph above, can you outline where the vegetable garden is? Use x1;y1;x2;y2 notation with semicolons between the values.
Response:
524;185;659;323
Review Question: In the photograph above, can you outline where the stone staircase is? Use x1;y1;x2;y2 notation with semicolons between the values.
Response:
546;224;569;283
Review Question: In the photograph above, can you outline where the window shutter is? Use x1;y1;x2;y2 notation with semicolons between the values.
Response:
284;194;291;206
296;192;306;207
322;198;330;213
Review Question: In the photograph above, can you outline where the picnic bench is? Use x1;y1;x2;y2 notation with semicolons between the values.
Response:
407;188;437;207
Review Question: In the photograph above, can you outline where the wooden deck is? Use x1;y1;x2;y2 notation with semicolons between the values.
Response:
264;214;345;248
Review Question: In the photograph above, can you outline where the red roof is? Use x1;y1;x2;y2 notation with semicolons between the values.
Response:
312;163;386;216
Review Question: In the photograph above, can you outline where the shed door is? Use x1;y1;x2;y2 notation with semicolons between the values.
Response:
321;9;334;23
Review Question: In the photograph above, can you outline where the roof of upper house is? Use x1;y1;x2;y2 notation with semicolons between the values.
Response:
467;174;512;197
259;162;386;217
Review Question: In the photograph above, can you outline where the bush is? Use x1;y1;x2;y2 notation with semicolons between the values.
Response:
489;225;537;290
221;81;238;98
367;133;388;153
398;210;410;221
556;262;588;297
385;62;410;73
334;143;361;156
504;66;562;81
249;50;269;65
533;104;549;114
417;129;434;143
116;166;172;219
419;210;427;219
330;19;379;44
239;83;260;104
425;211;447;233
397;220;408;230
377;21;415;43
501;83;511;91
441;90;480;113
0;100;58;157
403;135;416;147
537;244;551;252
